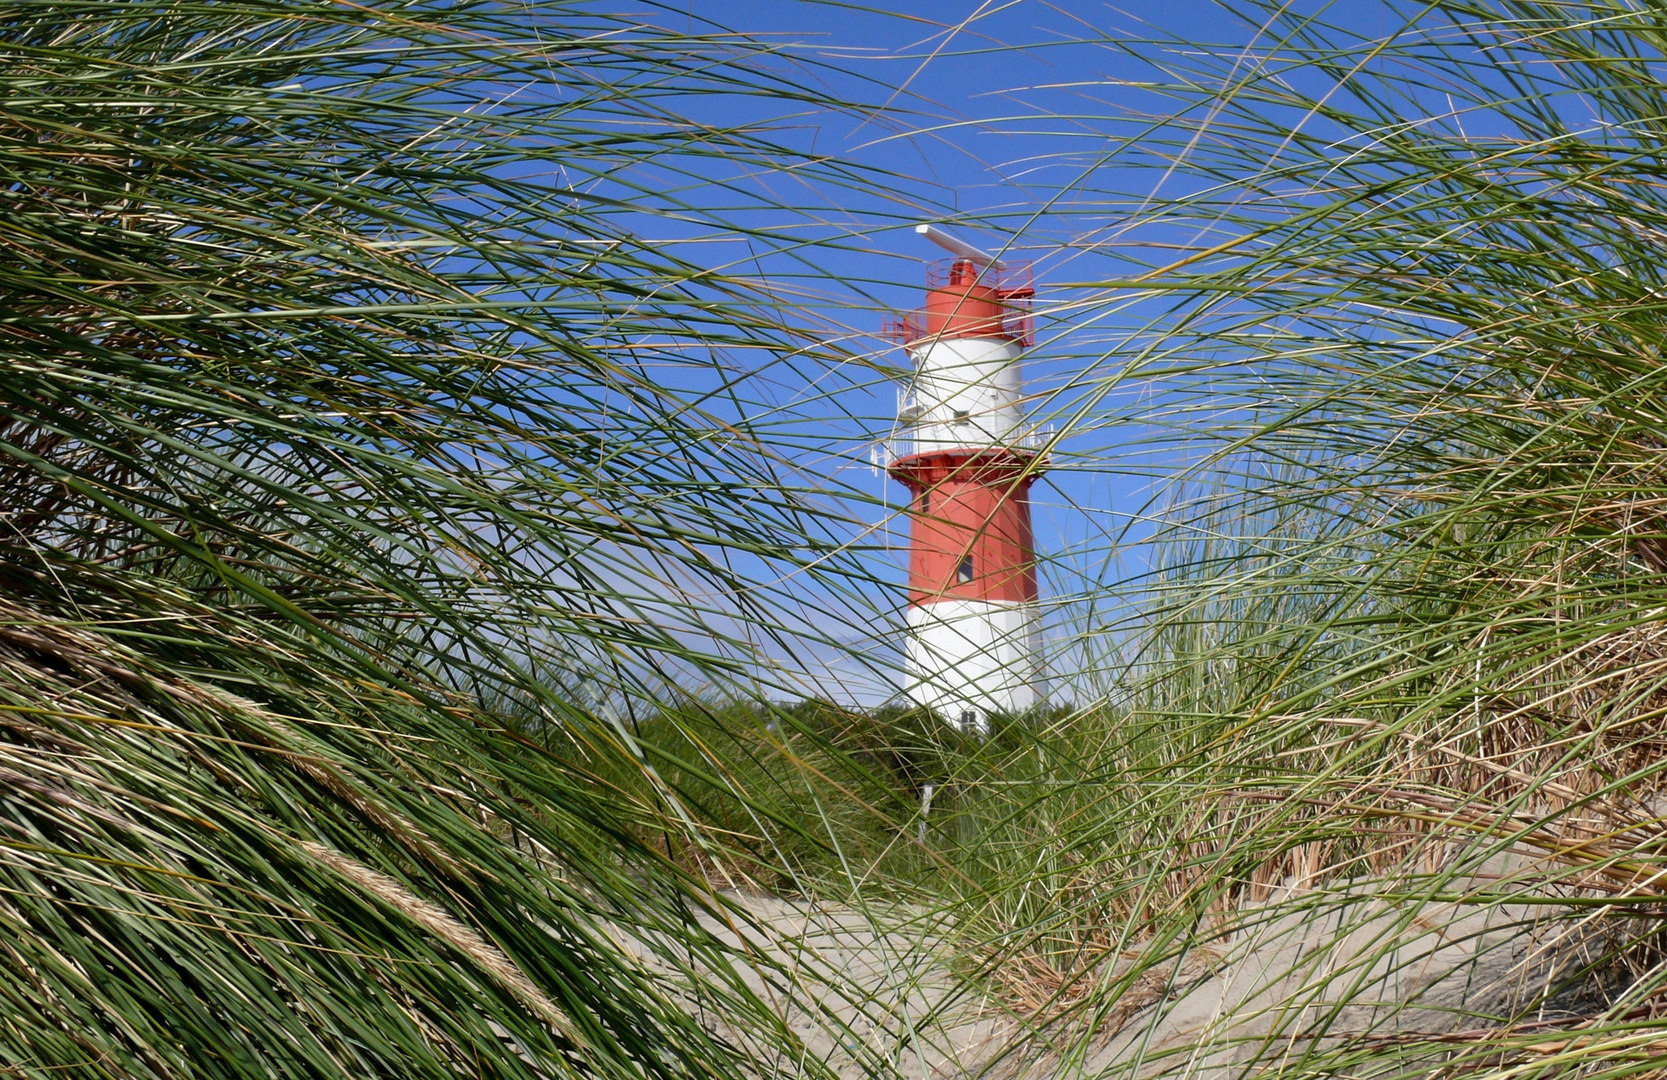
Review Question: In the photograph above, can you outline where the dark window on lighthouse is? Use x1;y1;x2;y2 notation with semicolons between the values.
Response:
957;555;975;584
920;490;930;515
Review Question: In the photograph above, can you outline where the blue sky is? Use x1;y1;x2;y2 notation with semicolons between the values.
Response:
569;0;1657;708
585;1;1437;705
573;0;1273;703
630;1;1251;703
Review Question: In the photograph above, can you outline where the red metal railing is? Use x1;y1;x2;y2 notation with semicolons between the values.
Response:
881;314;923;347
922;258;1032;296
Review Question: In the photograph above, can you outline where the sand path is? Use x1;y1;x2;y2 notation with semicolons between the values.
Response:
671;859;1611;1080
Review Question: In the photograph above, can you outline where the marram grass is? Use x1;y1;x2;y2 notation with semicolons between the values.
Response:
23;2;1667;1079
897;3;1667;1076
0;2;891;1077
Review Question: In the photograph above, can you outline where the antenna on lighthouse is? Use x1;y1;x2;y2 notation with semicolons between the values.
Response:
915;223;1006;270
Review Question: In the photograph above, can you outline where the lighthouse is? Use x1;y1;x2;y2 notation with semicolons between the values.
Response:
882;225;1047;736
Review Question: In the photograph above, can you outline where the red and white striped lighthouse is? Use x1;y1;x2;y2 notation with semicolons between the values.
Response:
883;225;1046;735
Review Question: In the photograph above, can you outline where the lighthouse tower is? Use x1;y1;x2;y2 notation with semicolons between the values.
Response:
883;225;1046;736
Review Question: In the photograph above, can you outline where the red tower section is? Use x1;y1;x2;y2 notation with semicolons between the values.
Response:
889;450;1038;606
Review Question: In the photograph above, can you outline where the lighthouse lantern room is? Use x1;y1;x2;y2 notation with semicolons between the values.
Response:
882;225;1047;736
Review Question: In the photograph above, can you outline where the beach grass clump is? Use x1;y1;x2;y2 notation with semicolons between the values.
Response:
0;3;895;1076
23;1;1667;1077
862;2;1667;1069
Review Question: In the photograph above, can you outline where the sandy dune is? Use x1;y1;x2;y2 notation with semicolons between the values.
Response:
677;857;1613;1080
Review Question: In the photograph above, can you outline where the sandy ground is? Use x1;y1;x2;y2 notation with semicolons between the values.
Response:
692;895;1016;1080
663;852;1616;1080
